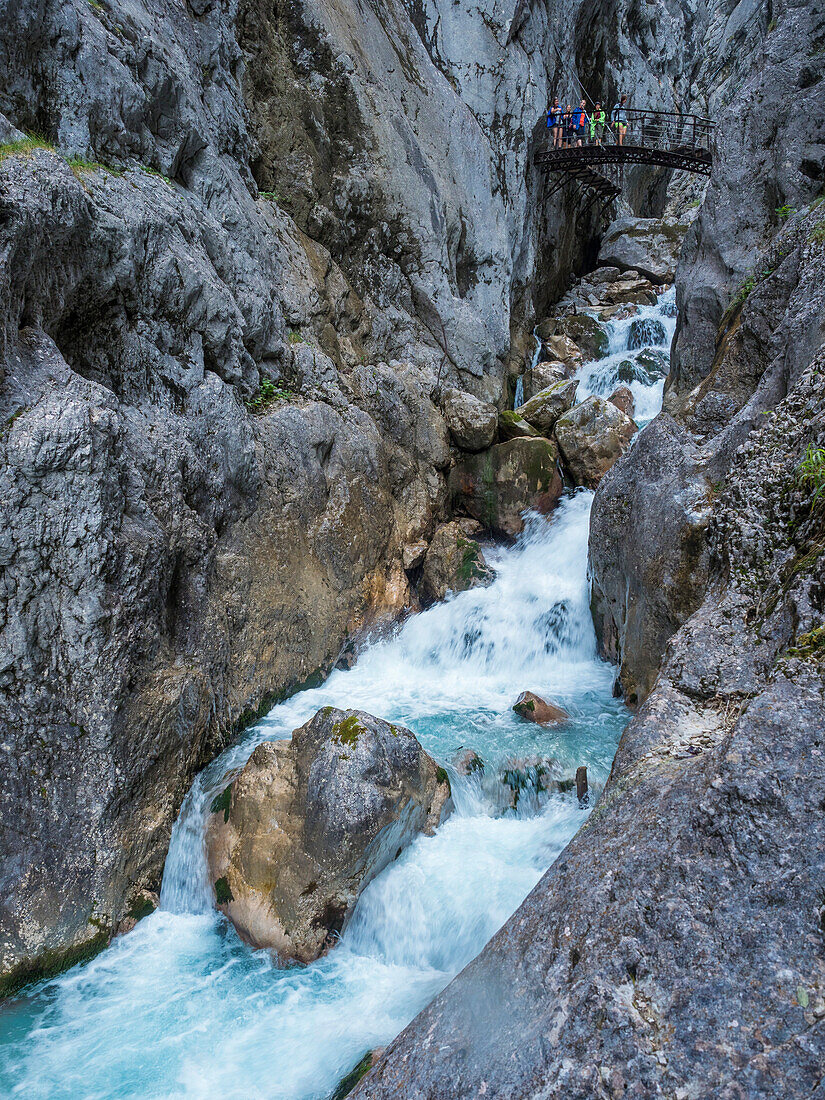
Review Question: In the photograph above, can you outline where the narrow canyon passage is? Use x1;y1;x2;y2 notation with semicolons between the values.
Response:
0;290;676;1099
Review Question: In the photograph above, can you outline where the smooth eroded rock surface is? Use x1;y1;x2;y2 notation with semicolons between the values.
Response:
441;388;498;452
207;708;451;961
598;215;687;283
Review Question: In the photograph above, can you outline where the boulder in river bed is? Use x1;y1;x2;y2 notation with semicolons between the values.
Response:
554;396;637;488
512;691;568;725
540;334;583;371
449;437;563;536
597;215;687;284
601;273;659;307
516;379;579;434
498;409;542;441
206;707;452;962
418;520;493;604
523;361;571;400
441;388;498;452
608;385;636;419
452;748;485;775
553;314;609;362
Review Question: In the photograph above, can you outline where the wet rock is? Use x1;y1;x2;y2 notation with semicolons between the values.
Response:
553;314;609;362
449;438;563;537
601;274;659;307
206;708;451;962
499;755;560;809
418;521;494;604
608;386;635;419
524;361;571;400
598;216;687;284
332;1049;385;1099
452;749;485;776
540;335;584;371
589;414;712;705
627;316;667;349
498;410;542;441
555;397;637;489
516;379;579;434
635;347;670;376
598;303;639;322
441;388;498;452
512;690;568;725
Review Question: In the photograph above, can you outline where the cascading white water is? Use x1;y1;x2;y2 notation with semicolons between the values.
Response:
575;286;676;424
0;284;673;1100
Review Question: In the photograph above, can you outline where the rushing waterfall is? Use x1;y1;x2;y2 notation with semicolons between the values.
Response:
0;286;675;1100
575;286;676;425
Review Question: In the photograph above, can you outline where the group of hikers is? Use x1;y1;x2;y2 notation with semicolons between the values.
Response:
546;94;629;147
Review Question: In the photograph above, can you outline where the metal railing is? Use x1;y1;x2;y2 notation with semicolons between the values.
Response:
536;109;716;176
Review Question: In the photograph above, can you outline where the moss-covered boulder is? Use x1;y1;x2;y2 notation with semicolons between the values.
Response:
554;313;609;362
449;437;563;536
206;708;452;962
418;520;494;604
555;396;637;489
516;378;579;434
498;409;543;441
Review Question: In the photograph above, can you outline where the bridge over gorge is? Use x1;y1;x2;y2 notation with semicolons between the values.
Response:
535;109;716;212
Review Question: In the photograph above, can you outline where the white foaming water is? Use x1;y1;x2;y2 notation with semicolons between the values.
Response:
0;495;629;1100
575;285;676;425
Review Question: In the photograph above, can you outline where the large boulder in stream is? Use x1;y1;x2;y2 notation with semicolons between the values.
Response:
539;334;583;371
206;708;452;962
441;388;498;452
597;215;687;284
523;361;571;401
449;437;563;536
552;314;609;362
555;396;637;489
418;520;494;604
516;378;578;434
498;409;542;441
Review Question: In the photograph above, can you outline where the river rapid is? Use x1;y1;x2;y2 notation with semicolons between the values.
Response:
0;287;675;1100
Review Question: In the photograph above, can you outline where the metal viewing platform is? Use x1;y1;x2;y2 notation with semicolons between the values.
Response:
536;109;715;209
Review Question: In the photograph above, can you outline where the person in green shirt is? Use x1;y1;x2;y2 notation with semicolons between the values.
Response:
589;103;606;144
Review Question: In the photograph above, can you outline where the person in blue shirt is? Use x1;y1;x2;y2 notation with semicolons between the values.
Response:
611;94;629;145
546;97;563;148
573;99;589;146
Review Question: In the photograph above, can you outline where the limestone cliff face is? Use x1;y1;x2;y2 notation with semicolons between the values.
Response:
0;0;715;988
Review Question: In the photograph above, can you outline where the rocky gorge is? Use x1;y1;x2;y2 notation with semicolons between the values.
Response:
0;0;824;1097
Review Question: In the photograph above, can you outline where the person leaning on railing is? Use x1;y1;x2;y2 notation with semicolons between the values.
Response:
611;94;629;145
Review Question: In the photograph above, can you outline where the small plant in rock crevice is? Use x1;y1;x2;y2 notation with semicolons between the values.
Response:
797;443;825;510
775;204;795;219
244;377;293;414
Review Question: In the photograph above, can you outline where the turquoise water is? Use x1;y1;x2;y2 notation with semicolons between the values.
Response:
0;494;628;1099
